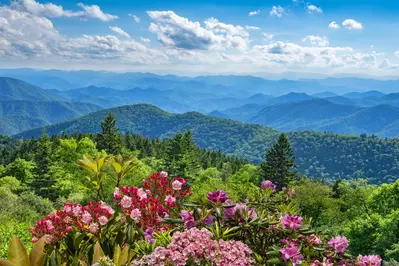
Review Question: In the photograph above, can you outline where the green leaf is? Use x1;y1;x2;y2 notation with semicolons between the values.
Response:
119;246;129;265
29;237;45;266
8;236;30;266
267;258;283;265
113;245;121;265
93;242;105;263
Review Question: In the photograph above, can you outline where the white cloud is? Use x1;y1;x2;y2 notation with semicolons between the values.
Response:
13;0;117;21
109;26;130;38
129;14;140;23
77;3;118;22
328;21;340;29
263;33;274;40
342;19;363;30
147;11;249;50
140;37;151;43
269;6;285;17
245;26;261;31
302;35;329;47
395;51;399;58
307;5;322;14
249;10;260;16
379;58;399;69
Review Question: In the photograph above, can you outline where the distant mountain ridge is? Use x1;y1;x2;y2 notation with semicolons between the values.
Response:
15;103;399;184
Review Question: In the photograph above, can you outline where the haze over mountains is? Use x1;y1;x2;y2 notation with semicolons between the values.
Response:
2;69;399;138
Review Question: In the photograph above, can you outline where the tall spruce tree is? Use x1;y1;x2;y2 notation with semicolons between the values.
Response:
260;133;297;189
96;113;122;154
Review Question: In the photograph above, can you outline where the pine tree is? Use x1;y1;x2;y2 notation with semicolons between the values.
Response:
96;113;123;154
260;133;297;189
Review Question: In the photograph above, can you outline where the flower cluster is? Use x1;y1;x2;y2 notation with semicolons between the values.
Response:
114;172;191;230
328;236;349;254
207;190;229;204
281;215;303;230
30;201;114;244
261;180;276;192
357;255;382;266
280;243;304;266
132;228;253;266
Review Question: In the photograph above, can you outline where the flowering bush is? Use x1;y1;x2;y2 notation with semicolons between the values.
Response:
24;172;382;265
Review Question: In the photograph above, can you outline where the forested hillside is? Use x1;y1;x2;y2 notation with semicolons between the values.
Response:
16;104;399;184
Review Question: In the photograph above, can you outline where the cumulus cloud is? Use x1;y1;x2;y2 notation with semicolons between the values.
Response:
302;35;329;47
379;58;399;69
342;19;363;30
0;5;165;64
249;10;260;16
109;26;130;38
270;6;285;17
328;21;340;29
13;0;117;21
129;14;140;23
307;5;322;14
147;11;249;50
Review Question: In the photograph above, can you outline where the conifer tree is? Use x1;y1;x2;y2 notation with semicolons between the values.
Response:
260;133;297;189
96;113;122;154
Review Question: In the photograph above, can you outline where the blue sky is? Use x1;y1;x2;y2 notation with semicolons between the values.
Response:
1;0;399;76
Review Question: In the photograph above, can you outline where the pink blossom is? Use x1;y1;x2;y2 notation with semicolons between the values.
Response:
130;208;142;222
181;210;196;228
120;195;132;208
88;223;99;234
81;212;92;224
328;236;349;254
137;188;147;201
113;187;121;200
308;234;322;245
261;180;276;192
98;216;109;225
280;244;303;266
172;180;183;191
281;215;303;230
207;190;228;204
160;171;168;178
357;255;382;266
32;237;39;243
165;195;176;208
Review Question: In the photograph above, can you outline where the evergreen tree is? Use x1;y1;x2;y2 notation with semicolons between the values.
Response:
96;113;122;154
260;133;297;189
30;135;58;200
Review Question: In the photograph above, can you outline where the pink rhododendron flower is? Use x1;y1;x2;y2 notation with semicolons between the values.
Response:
203;214;214;226
160;171;168;178
120;195;132;208
328;236;349;254
280;243;304;266
81;212;92;224
165;195;176;208
172;180;183;190
261;180;276;192
357;255;382;266
98;216;108;226
308;234;322;245
88;223;99;234
207;190;228;204
137;188;147;201
281;215;303;230
181;210;196;228
130;208;142;221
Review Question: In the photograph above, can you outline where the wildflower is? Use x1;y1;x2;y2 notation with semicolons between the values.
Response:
328;236;349;254
261;180;276;192
113;187;121;200
144;228;154;244
88;223;99;234
98;216;109;225
207;190;228;204
308;234;322;245
203;214;214;226
160;171;168;178
281;215;303;230
137;188;147;201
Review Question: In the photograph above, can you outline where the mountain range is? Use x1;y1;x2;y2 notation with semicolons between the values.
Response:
15;104;399;184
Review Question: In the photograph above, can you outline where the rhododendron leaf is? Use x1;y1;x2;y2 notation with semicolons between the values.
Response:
93;242;105;263
0;259;14;266
29;237;45;266
111;162;122;173
8;236;30;266
183;203;200;207
266;250;280;256
266;257;283;264
113;245;121;264
119;246;129;265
